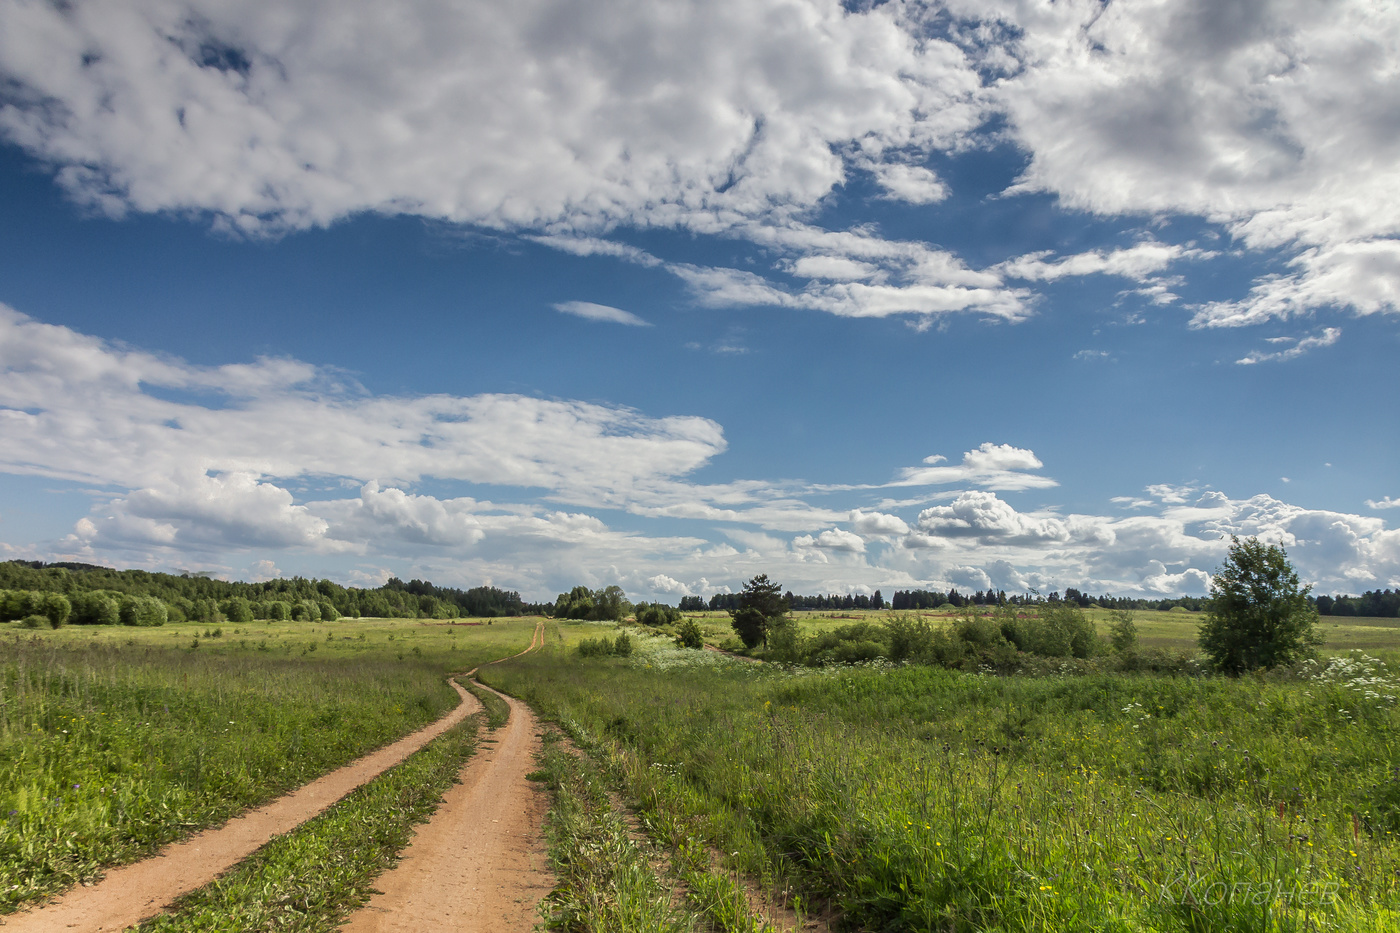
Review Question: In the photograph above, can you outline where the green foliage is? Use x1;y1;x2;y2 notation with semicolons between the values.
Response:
534;737;692;932
674;619;704;649
1110;608;1140;653
1199;536;1322;674
118;594;168;627
220;597;253;624
0;619;539;910
555;585;631;623
1002;603;1101;658
729;574;787;649
488;645;1400;933
576;630;635;658
41;593;70;628
633;602;682;627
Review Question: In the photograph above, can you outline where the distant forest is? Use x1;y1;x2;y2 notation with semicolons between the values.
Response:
688;585;1400;618
3;560;1395;625
0;560;544;624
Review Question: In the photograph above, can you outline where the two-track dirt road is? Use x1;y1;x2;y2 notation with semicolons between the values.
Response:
2;622;551;932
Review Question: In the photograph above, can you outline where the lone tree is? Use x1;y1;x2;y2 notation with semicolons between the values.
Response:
729;574;788;649
1198;536;1321;674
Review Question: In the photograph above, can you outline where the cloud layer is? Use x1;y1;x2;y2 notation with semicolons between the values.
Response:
2;307;1394;600
5;0;1392;333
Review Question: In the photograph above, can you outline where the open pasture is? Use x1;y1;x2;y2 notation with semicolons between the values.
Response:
0;615;539;912
487;626;1400;932
682;608;1400;659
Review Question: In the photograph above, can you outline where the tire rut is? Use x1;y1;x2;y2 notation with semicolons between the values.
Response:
1;623;546;932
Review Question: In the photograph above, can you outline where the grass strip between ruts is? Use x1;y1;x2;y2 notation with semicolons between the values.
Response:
533;733;694;933
133;716;480;933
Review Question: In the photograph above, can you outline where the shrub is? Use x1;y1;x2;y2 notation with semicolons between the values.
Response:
70;591;120;625
612;632;634;657
42;593;71;628
675;619;705;649
884;614;936;663
1109;608;1139;653
119;595;168;627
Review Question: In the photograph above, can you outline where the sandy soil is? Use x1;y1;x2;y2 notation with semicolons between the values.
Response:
0;627;547;933
338;677;553;931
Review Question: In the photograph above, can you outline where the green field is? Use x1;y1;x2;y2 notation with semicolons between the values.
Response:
684;608;1400;660
7;610;1400;931
483;621;1400;932
0;616;537;911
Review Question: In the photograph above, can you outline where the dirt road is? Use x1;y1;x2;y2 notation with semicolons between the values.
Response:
1;623;547;932
339;680;553;931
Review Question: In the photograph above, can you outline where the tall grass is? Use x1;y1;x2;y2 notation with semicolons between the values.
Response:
0;619;536;911
485;636;1400;932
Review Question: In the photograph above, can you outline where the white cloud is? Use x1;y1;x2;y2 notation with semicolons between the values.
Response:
849;509;910;536
1194;242;1400;328
975;0;1400;324
0;0;984;234
913;491;1071;545
5;310;1398;600
995;240;1212;283
788;255;880;281
1368;497;1400;510
887;442;1057;491
869;162;948;204
0;305;725;501
554;301;651;326
794;528;866;553
1235;327;1341;364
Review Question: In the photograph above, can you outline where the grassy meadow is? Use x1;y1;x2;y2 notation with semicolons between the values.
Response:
682;607;1400;664
485;620;1400;933
0;615;537;912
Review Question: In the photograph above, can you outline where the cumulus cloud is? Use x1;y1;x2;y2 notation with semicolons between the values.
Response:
554;301;651;326
887;443;1057;491
976;0;1400;324
794;528;866;553
0;0;983;233
849;509;910;536
5;309;1397;600
913;491;1071;545
1369;497;1400;510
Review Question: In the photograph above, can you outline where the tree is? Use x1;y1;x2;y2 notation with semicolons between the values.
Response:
1198;536;1321;674
729;574;787;649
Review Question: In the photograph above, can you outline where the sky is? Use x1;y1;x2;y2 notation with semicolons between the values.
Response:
0;0;1397;603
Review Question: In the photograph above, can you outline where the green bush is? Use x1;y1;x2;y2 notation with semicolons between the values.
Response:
41;592;71;628
675;619;704;649
119;594;168;627
19;614;47;629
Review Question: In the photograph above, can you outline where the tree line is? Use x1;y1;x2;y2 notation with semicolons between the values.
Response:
0;560;542;626
1315;590;1400;618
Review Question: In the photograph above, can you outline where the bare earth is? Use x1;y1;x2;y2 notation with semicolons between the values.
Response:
339;681;553;932
1;624;547;932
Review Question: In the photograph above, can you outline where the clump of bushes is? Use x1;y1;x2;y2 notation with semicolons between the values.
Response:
578;631;634;658
675;619;704;649
634;602;683;626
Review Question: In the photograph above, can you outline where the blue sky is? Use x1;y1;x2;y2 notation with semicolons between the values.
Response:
0;0;1396;602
